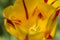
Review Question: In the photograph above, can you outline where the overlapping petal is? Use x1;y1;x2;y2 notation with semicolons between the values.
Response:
3;0;60;40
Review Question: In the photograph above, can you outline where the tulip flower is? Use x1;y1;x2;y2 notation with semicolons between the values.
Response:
3;0;60;40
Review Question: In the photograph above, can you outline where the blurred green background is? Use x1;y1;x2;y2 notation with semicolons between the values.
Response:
0;0;60;40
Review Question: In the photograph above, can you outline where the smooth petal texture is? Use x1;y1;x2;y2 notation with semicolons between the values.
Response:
3;0;60;40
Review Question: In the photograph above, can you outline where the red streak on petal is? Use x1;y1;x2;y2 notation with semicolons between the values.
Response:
14;20;21;25
7;19;15;29
11;16;21;25
54;10;60;20
47;34;53;40
25;34;28;40
44;0;48;3
38;13;43;19
51;0;57;5
45;31;52;40
32;7;37;16
56;6;60;9
23;0;29;19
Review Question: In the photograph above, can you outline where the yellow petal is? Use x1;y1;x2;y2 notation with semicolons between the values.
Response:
48;0;60;9
3;0;58;40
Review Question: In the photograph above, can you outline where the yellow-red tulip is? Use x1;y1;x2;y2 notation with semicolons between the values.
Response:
3;0;60;40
